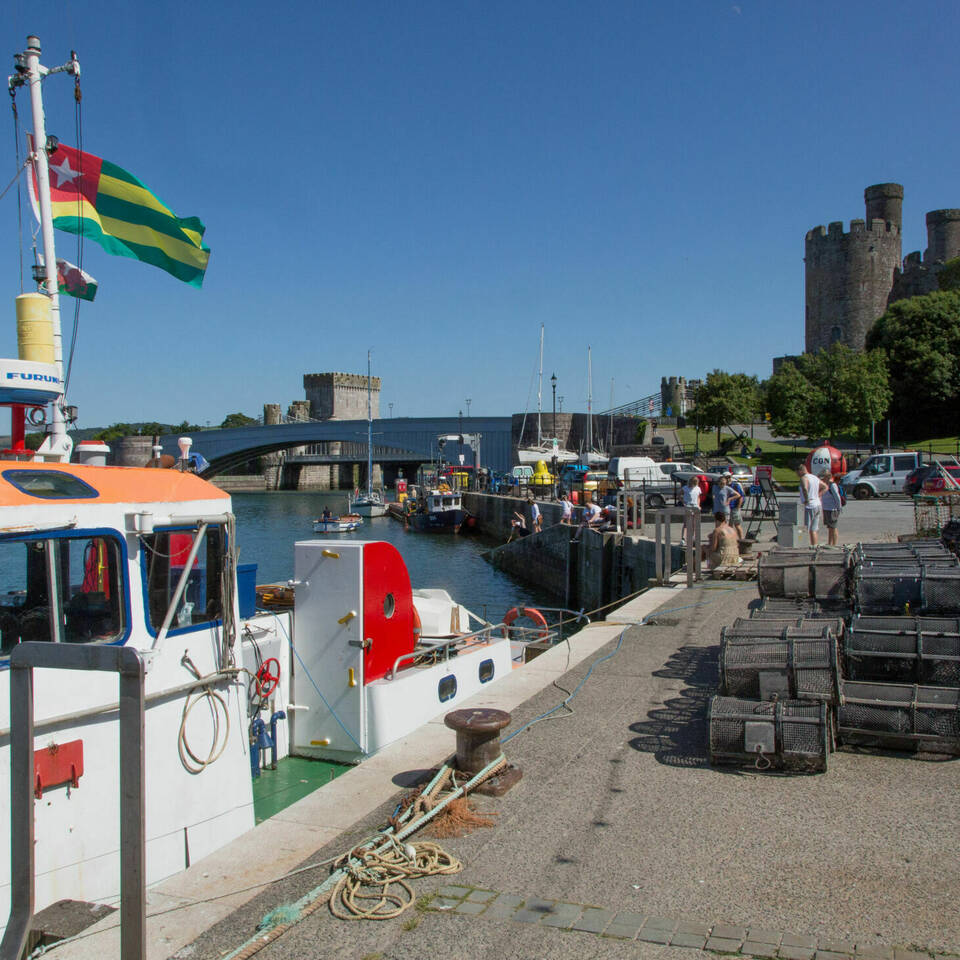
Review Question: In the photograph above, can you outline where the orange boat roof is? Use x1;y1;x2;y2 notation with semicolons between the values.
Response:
0;461;229;508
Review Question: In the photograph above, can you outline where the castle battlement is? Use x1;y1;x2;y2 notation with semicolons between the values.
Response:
303;372;381;390
805;219;900;243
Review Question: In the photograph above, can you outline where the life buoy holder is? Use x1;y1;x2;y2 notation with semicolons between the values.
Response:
503;606;549;639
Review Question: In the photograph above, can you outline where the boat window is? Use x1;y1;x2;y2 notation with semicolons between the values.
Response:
383;592;395;619
141;525;224;634
438;674;457;703
478;659;495;683
2;469;98;500
0;533;126;659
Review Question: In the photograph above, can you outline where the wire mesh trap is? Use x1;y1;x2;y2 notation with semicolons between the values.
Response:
838;681;960;754
758;547;850;601
750;597;851;622
844;616;960;686
719;624;841;704
707;696;829;772
851;563;960;616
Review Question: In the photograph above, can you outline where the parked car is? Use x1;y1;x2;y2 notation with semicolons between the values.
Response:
922;464;960;493
840;451;921;499
904;465;936;497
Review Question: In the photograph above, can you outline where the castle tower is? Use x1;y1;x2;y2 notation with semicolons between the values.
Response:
303;372;381;420
804;183;903;353
924;209;960;264
660;376;686;416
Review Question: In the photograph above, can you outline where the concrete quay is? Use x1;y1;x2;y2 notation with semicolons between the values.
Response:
57;496;955;960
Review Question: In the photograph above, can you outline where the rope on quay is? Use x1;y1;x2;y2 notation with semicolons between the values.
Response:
218;755;506;959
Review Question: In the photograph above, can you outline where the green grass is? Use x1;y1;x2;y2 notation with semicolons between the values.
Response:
672;428;812;486
905;435;960;456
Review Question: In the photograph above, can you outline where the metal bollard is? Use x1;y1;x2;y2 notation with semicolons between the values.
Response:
444;707;522;796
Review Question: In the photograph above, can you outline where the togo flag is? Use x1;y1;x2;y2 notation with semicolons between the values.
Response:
28;137;209;287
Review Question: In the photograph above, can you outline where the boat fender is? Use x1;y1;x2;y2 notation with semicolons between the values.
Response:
503;606;549;639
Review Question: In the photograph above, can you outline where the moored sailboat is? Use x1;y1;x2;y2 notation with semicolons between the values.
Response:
349;350;387;516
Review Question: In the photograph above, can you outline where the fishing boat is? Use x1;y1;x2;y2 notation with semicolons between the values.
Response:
516;324;578;465
406;485;468;534
0;37;552;949
349;350;387;517
313;512;363;533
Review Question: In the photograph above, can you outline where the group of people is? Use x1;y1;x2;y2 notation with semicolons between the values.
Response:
681;473;748;568
508;491;611;541
796;463;844;546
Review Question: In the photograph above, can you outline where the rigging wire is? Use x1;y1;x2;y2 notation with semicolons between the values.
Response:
63;66;84;399
9;88;24;292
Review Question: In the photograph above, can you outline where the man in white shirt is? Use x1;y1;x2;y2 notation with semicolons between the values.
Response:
681;477;701;544
796;464;827;546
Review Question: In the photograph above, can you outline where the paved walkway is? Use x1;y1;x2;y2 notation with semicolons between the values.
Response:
165;572;959;960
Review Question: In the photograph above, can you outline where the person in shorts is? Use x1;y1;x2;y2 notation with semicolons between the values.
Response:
820;472;843;546
727;476;745;540
797;464;827;546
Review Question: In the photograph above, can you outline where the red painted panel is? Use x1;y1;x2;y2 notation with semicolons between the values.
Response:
34;739;83;798
362;542;415;684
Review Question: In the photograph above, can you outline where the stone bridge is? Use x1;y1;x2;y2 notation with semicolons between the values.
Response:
156;416;514;478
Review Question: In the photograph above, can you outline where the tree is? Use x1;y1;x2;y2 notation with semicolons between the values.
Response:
764;344;891;441
221;412;257;429
867;290;960;436
937;257;960;292
694;370;761;450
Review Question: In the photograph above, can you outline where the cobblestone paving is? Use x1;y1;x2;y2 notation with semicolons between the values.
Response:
426;884;959;960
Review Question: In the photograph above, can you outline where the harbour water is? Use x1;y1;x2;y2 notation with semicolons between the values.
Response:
231;491;552;623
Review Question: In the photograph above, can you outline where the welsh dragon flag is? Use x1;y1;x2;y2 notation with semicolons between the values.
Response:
28;138;210;287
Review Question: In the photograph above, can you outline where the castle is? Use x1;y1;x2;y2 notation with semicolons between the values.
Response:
804;183;960;353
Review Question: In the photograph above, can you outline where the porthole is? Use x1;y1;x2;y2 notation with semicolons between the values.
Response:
438;674;457;703
383;593;395;619
479;659;495;683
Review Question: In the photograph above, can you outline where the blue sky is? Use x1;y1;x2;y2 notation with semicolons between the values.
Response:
3;1;958;430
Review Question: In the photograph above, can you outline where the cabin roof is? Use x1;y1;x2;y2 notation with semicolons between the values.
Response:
0;462;229;507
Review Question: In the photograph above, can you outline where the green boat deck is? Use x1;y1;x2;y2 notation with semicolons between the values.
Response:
251;756;351;824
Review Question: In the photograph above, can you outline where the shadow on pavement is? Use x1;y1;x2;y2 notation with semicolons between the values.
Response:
627;644;718;768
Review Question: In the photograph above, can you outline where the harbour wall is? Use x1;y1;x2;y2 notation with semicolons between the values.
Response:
464;493;684;614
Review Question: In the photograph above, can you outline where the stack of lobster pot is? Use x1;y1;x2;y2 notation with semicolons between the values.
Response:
850;543;960;617
757;546;851;604
838;613;960;754
708;616;839;773
750;597;850;621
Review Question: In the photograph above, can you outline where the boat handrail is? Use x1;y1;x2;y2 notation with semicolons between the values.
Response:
387;622;508;680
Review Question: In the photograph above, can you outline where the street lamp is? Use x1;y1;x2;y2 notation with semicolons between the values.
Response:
558;395;564;414
466;398;471;417
389;402;393;418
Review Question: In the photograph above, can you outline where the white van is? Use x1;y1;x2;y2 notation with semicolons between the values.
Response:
607;457;696;507
841;451;920;499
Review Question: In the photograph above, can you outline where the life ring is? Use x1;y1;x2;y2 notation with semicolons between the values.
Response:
503;606;549;639
412;605;422;642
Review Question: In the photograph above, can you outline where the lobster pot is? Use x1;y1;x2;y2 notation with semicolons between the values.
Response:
844;616;960;685
758;547;849;600
852;542;953;564
719;626;840;703
838;681;960;754
731;614;845;639
852;565;960;615
750;597;851;622
707;696;828;772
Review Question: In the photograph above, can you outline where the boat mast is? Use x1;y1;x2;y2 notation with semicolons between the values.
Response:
587;345;593;453
366;349;373;496
13;36;79;462
536;323;543;445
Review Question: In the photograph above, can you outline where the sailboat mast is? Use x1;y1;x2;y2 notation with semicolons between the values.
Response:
536;323;543;445
587;346;593;452
366;350;373;496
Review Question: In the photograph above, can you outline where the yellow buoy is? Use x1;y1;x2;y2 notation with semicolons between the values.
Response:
16;293;54;363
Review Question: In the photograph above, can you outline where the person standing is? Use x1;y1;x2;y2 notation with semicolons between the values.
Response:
712;475;731;519
820;472;843;546
527;494;542;533
559;492;573;524
681;477;701;545
796;463;827;546
727;476;746;540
